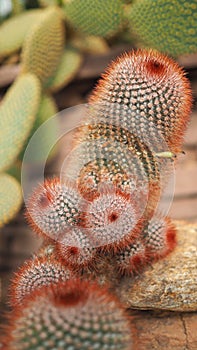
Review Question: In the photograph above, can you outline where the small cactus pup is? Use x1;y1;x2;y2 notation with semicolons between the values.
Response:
3;280;134;349
26;177;86;241
126;0;197;57
143;216;177;261
114;238;147;276
9;254;75;308
55;227;99;273
90;49;192;153
80;182;144;251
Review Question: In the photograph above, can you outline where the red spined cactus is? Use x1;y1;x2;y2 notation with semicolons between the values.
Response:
26;177;85;240
90;49;192;153
9;254;74;307
143;216;177;261
3;280;134;350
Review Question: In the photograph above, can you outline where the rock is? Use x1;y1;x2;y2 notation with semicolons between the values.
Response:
115;221;197;312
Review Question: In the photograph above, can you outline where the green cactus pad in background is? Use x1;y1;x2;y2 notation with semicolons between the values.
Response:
20;93;58;162
71;35;109;55
0;173;22;228
0;9;42;59
63;0;124;38
38;0;57;6
0;73;41;172
127;0;197;56
11;0;24;15
21;6;65;85
4;280;133;349
46;47;82;93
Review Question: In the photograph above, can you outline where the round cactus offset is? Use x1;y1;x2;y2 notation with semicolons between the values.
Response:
10;254;74;307
26;177;85;240
143;216;177;260
127;0;197;56
3;280;134;349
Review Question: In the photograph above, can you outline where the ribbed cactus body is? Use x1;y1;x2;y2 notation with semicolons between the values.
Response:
143;216;177;260
21;6;65;85
46;48;83;93
0;9;42;59
127;0;197;56
10;255;73;307
63;0;124;38
4;280;133;349
0;73;41;172
0;173;22;228
26;178;84;240
90;50;192;153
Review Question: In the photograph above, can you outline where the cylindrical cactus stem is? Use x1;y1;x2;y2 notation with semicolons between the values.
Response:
89;49;192;153
9;254;75;308
143;216;177;261
26;177;85;241
3;280;134;349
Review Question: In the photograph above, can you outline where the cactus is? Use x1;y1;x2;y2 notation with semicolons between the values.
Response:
71;35;109;55
11;0;24;15
38;0;57;6
90;49;192;153
63;0;124;38
80;183;143;251
143;216;177;260
46;47;83;93
20;93;58;162
21;6;65;86
3;280;133;349
0;9;42;59
26;177;84;240
0;173;22;228
114;239;146;275
56;227;98;271
10;255;74;307
127;0;197;56
0;73;41;172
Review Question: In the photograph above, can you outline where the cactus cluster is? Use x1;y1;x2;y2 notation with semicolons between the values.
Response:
25;50;191;275
0;49;192;349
